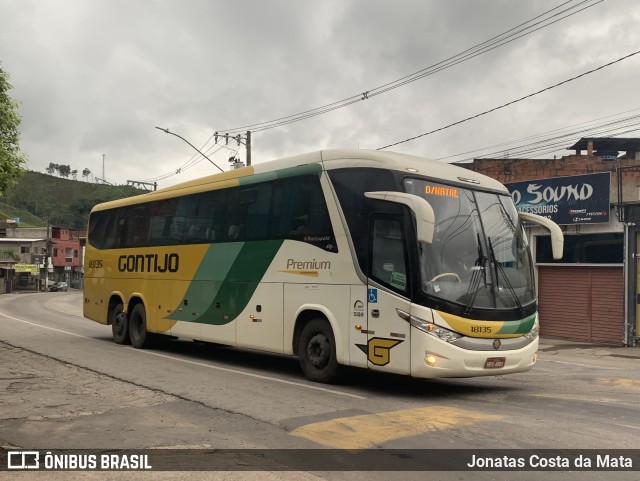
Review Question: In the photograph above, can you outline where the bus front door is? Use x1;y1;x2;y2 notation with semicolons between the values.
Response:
366;215;412;375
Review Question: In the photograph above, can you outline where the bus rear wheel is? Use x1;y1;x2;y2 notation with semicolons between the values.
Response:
129;303;152;349
298;318;338;383
110;302;130;345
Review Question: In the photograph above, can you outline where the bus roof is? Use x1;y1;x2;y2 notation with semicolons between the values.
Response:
91;149;507;212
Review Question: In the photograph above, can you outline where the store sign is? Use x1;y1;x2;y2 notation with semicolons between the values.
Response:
14;264;40;274
506;172;610;225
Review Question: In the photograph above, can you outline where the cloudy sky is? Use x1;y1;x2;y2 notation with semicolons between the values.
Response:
1;0;639;188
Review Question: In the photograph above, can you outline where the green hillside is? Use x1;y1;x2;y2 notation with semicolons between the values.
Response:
0;202;47;227
1;171;145;230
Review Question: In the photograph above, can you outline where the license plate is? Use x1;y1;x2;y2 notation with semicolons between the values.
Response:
484;357;506;369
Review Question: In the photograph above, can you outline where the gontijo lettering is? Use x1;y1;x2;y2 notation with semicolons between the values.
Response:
118;253;179;273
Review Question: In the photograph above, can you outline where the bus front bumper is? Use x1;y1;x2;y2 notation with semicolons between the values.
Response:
410;334;539;379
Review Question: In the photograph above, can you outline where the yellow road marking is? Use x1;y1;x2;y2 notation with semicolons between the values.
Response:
598;377;640;390
290;406;504;450
530;393;619;404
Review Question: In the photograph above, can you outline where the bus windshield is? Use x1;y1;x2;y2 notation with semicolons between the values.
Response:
404;178;535;314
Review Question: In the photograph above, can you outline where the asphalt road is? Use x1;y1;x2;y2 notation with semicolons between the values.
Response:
1;291;639;481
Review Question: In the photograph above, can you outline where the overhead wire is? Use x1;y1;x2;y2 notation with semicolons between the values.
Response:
141;143;236;183
448;114;640;161
145;0;605;184
376;50;640;151
503;124;640;159
214;0;603;135
436;107;640;161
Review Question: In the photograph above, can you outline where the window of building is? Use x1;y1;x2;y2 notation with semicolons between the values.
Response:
536;233;623;264
20;246;30;254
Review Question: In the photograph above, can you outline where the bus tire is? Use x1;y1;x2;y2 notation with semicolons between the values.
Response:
128;303;152;349
298;318;339;383
110;302;130;345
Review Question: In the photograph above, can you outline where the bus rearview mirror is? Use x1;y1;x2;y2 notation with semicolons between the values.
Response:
364;191;435;244
518;212;564;260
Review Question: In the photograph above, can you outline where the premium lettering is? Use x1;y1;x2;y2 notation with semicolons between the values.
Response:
286;258;331;270
118;253;179;273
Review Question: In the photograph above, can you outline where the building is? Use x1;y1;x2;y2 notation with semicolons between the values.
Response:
49;226;83;288
0;221;85;292
457;137;640;346
0;226;47;292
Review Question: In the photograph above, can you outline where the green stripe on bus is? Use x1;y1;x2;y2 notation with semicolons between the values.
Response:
166;240;284;325
238;163;322;185
496;314;536;335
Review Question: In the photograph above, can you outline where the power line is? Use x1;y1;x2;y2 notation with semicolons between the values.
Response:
214;0;602;135
143;0;605;185
486;120;640;159
436;107;640;161
435;108;640;162
376;50;640;151
140;143;233;183
155;127;224;172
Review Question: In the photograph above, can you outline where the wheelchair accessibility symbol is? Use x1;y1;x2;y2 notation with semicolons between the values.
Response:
367;288;378;303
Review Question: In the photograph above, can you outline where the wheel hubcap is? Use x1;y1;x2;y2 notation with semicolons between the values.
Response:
113;312;125;335
307;333;329;368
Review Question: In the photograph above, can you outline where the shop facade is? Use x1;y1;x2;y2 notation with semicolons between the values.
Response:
458;137;639;346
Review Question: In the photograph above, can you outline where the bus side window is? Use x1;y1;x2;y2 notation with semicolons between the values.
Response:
128;206;149;247
243;185;272;240
88;211;108;249
369;216;409;293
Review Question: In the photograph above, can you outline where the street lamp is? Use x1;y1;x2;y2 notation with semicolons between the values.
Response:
155;127;224;173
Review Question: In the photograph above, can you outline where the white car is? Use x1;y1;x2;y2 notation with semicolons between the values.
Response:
49;282;68;292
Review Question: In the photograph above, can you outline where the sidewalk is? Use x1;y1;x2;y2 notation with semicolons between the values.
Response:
539;337;640;357
538;337;640;371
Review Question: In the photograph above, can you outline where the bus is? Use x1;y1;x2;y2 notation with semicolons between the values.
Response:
84;149;563;383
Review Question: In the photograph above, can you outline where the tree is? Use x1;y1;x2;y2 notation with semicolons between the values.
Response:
71;169;78;180
46;162;58;175
0;63;27;196
82;168;91;182
58;164;71;178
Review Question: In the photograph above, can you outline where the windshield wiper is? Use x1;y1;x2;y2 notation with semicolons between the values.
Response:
487;237;524;318
463;233;487;316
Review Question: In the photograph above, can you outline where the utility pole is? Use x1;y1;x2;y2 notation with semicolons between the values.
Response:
43;214;51;290
214;130;252;167
246;130;251;166
102;154;106;182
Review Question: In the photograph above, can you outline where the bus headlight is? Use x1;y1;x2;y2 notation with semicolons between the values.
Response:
524;323;540;341
409;315;462;343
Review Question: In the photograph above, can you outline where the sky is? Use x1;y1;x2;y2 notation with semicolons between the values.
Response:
1;0;639;189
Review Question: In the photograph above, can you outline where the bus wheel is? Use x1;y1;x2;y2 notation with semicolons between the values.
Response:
298;318;338;383
110;302;130;345
129;304;151;349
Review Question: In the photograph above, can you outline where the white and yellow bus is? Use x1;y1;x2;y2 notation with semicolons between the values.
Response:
84;149;563;383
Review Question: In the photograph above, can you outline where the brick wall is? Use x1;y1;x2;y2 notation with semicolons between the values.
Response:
456;154;640;203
